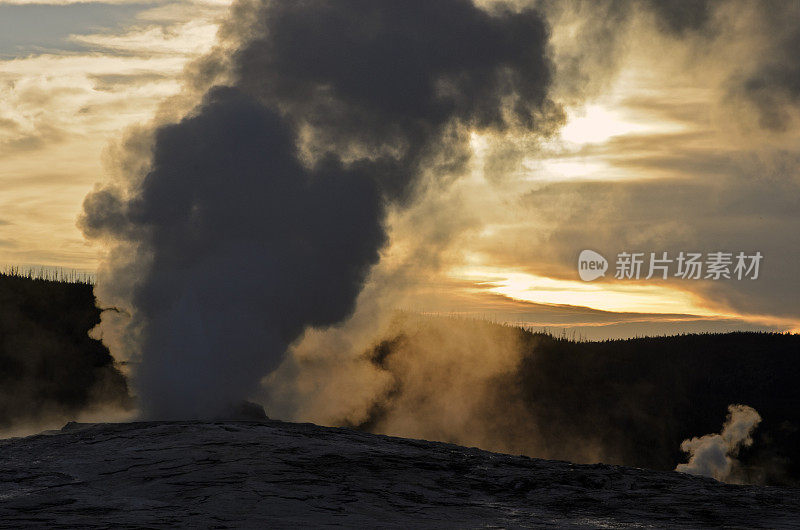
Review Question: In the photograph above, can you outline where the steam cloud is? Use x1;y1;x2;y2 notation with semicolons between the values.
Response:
83;88;385;418
676;404;762;483
77;1;799;481
80;0;561;418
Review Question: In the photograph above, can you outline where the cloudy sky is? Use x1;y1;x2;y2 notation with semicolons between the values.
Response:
0;0;227;266
2;0;799;339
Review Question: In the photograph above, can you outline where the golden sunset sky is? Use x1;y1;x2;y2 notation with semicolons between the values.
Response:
2;0;798;338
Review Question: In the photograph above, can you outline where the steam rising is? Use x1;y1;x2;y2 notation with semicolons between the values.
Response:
80;0;560;418
676;404;762;482
84;87;385;418
76;0;799;484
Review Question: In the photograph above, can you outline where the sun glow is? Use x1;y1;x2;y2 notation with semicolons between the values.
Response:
453;267;731;318
559;104;654;145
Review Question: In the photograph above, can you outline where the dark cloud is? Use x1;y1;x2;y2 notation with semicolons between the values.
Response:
644;0;713;36
82;87;385;418
80;187;131;240
740;6;800;131
81;0;562;418
231;0;562;199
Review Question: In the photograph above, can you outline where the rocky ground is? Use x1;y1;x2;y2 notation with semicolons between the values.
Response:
0;420;798;528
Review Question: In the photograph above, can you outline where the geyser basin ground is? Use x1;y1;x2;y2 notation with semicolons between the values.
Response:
0;421;798;528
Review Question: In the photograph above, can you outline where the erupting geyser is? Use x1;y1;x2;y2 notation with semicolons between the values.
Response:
79;0;563;419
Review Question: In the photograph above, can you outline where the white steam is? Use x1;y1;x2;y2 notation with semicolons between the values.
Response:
676;404;762;482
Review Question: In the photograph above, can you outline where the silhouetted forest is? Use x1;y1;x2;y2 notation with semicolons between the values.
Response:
361;318;800;486
1;272;797;486
0;272;131;430
514;330;800;485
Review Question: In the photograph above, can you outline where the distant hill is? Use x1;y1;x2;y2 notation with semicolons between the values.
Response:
511;330;800;485
1;272;798;486
358;316;800;486
0;271;131;431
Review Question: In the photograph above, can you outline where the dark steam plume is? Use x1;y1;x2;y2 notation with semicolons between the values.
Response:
79;0;561;418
